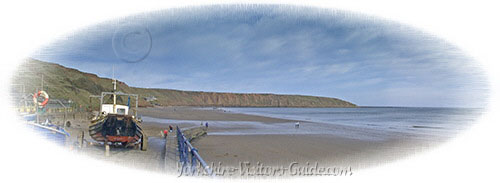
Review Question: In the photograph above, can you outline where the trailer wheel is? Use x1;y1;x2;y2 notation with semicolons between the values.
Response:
140;135;148;151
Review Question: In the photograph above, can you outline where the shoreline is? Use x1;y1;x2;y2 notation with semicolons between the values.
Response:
137;106;296;123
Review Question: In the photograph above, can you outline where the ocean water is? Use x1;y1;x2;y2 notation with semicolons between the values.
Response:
143;107;483;141
218;107;483;138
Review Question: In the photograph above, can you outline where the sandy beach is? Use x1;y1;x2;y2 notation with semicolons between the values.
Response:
51;106;444;176
137;107;442;176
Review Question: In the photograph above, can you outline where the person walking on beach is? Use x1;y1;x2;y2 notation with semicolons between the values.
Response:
295;122;300;129
163;129;168;138
169;125;173;132
205;122;208;130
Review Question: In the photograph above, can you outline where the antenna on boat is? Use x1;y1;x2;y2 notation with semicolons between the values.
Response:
112;66;117;91
112;65;117;113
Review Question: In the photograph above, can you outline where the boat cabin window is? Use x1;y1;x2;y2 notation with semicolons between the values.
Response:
117;108;126;115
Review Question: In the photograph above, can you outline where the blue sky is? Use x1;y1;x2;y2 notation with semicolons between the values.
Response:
32;6;487;107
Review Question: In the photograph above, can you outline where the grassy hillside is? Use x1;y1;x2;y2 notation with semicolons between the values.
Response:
11;59;357;108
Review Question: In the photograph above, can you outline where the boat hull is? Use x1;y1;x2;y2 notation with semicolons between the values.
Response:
89;114;144;146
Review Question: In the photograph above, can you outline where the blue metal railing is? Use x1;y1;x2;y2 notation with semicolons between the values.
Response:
176;126;213;176
26;122;70;146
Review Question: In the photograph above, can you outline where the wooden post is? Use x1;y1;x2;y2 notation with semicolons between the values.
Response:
141;136;148;151
164;134;168;171
105;144;110;157
78;131;84;148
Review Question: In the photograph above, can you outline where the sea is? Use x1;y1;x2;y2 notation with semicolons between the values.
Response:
143;107;484;141
217;107;483;140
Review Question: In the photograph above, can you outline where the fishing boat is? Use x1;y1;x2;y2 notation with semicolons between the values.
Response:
88;78;148;150
21;90;70;146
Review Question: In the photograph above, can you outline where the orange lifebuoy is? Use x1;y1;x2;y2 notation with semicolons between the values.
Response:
33;90;49;107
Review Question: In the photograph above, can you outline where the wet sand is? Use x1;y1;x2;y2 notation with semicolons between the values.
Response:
137;106;295;123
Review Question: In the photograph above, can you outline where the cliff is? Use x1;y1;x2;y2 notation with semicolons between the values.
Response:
11;59;357;108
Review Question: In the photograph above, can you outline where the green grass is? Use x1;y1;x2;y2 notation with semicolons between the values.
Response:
11;58;357;108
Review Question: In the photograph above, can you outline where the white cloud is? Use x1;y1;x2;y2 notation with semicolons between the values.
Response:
31;6;488;107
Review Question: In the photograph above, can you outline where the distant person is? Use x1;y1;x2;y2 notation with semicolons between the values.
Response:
169;125;173;132
205;122;208;129
295;122;300;129
163;129;168;138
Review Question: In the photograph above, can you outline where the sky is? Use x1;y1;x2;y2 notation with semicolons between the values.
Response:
32;5;488;107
